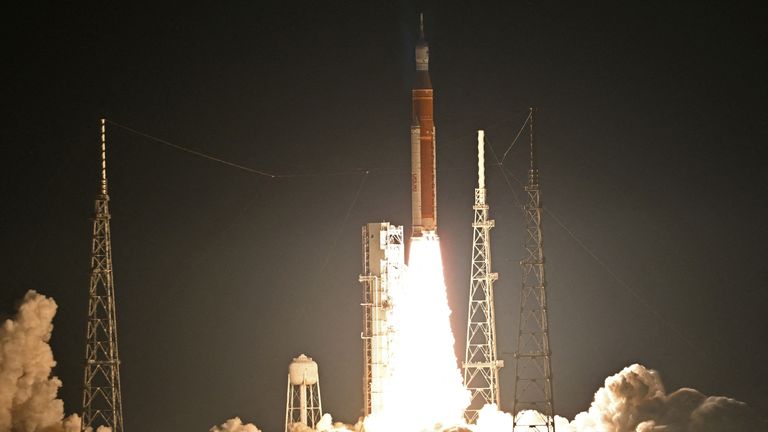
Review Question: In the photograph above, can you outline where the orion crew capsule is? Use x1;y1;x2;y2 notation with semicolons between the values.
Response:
411;14;437;237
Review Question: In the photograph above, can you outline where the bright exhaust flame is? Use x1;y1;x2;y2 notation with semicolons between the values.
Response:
365;235;470;432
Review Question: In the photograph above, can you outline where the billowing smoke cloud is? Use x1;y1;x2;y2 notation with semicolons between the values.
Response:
568;364;766;432
388;364;766;431
0;290;82;432
315;414;360;432
470;405;571;432
3;291;763;432
209;417;262;432
235;365;765;432
210;412;361;432
284;414;359;432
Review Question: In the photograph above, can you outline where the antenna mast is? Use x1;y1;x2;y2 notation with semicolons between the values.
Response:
82;118;125;432
512;108;555;431
463;130;502;423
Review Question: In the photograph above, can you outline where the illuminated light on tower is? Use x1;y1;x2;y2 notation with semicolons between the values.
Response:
463;130;503;423
285;354;323;432
81;118;125;432
512;108;556;431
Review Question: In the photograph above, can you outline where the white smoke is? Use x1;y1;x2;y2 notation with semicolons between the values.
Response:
212;413;361;432
470;405;570;432
0;290;84;432
209;417;262;432
215;365;765;432
3;292;763;432
466;364;765;432
474;404;512;431
567;363;766;432
284;413;359;432
314;413;360;432
365;236;471;432
476;364;766;432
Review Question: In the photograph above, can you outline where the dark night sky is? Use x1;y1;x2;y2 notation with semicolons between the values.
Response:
2;1;767;431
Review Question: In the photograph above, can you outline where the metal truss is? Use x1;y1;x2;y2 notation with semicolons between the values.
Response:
285;377;323;432
463;187;502;423
463;131;502;423
82;119;124;432
512;109;555;431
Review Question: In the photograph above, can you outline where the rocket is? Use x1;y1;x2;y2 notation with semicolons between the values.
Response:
411;14;437;237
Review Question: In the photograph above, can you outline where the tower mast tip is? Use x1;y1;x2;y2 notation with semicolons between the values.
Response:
100;118;108;196
477;130;485;190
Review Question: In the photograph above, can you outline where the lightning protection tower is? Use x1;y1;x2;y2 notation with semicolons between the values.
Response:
463;130;503;423
359;222;404;416
512;108;555;431
81;118;125;432
285;354;323;432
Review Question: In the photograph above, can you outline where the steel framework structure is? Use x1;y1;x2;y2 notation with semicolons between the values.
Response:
285;367;323;432
463;131;502;423
512;109;555;431
81;119;125;432
360;223;404;416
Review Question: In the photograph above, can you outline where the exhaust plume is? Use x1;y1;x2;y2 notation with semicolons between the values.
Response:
286;414;358;432
0;290;82;432
4;291;763;432
470;364;765;432
209;417;261;432
365;236;470;432
569;363;765;432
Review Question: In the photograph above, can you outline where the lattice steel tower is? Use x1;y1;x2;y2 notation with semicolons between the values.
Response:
463;130;503;423
512;108;555;431
82;118;125;432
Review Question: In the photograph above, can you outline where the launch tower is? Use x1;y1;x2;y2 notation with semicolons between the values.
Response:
81;119;125;432
512;109;556;431
360;222;404;415
463;131;503;423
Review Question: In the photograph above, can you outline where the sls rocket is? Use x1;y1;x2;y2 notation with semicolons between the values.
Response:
411;14;437;237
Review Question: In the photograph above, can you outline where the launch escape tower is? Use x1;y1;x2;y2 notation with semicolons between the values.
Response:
463;131;503;423
285;354;324;432
81;119;125;432
360;223;404;416
512;109;556;430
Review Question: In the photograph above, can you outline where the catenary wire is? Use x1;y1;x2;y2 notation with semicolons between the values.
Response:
109;117;700;352
106;119;473;179
107;120;278;178
486;114;701;354
108;119;374;178
318;171;369;274
500;109;532;164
